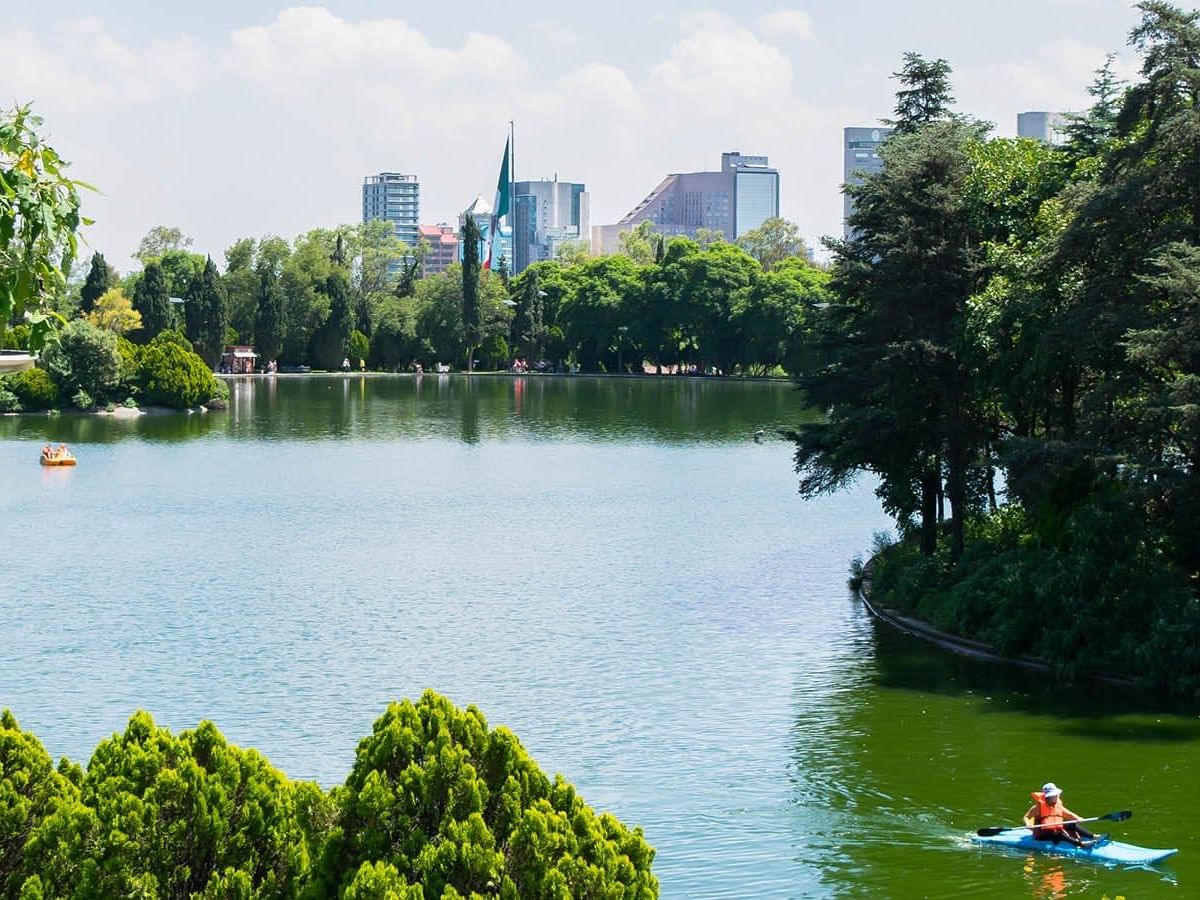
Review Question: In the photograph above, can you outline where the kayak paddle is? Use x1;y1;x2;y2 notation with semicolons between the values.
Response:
976;810;1131;837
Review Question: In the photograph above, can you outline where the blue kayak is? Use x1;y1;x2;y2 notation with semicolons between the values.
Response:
973;831;1177;865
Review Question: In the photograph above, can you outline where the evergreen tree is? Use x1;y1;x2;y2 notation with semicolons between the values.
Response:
888;52;955;134
309;271;353;370
462;216;482;371
79;252;115;315
795;58;985;559
191;257;227;367
132;261;172;342
255;266;285;364
1063;54;1126;159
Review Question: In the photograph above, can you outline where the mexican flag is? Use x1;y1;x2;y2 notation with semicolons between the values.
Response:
485;137;510;270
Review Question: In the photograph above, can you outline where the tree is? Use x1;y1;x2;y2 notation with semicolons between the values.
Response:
554;239;592;266
307;691;657;899
1063;54;1127;160
348;329;370;366
79;252;116;315
795;53;985;560
255;265;285;364
134;225;192;263
617;220;658;265
131;261;173;341
888;52;955;133
185;257;226;368
0;709;74;893
39;318;123;402
21;711;317;897
736;218;807;270
0;104;89;349
462;215;482;371
694;228;726;250
86;287;142;335
137;331;220;408
308;271;353;370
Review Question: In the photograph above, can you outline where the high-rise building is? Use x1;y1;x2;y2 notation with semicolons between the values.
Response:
418;224;460;277
1017;111;1068;144
362;172;420;246
512;178;590;273
843;127;892;237
459;196;512;273
592;151;778;253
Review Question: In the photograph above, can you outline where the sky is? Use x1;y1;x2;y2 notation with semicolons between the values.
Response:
0;0;1172;271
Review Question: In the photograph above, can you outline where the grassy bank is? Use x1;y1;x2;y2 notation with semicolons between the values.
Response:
866;497;1200;699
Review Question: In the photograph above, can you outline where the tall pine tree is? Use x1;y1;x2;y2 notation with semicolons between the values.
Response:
183;257;226;367
254;266;284;365
132;262;172;342
80;252;116;315
461;216;482;372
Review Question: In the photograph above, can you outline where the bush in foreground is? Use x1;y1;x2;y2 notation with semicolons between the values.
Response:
39;319;122;404
0;693;657;899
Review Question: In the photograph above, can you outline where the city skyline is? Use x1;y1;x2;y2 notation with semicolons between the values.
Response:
1;1;1145;269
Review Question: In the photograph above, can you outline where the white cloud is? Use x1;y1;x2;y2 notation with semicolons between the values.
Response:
958;39;1137;129
757;8;816;43
535;23;579;48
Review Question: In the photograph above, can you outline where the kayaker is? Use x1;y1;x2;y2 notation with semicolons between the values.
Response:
1023;783;1098;847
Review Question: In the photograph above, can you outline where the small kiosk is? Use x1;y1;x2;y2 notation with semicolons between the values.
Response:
220;345;258;374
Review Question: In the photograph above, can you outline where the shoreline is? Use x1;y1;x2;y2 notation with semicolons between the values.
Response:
857;555;1138;688
217;370;795;383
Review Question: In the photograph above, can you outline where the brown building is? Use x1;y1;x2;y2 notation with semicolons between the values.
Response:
220;345;258;374
419;224;459;277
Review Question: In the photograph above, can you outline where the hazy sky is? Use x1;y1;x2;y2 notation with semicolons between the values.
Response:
1;0;1167;270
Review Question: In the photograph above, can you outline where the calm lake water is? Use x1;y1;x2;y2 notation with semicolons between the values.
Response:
2;375;1196;897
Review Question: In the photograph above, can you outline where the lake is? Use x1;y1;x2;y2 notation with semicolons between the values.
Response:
1;374;1196;897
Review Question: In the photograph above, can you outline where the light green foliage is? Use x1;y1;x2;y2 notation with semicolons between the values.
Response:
70;388;92;410
0;698;656;899
134;225;192;263
39;319;122;403
0;385;19;413
0;104;90;350
6;367;59;411
20;712;316;899
559;255;642;371
137;331;220;409
310;691;657;899
0;710;75;895
616;221;658;266
734;218;807;271
348;330;370;366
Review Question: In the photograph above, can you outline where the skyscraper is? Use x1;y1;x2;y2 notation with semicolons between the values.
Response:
1017;111;1068;144
592;152;778;253
512;178;590;273
843;127;892;237
362;172;420;246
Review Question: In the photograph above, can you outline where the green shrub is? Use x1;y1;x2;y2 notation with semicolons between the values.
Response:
348;329;370;366
0;384;21;413
8;368;59;411
40;319;122;402
71;388;93;410
122;397;137;409
137;332;220;409
309;690;657;898
0;694;656;898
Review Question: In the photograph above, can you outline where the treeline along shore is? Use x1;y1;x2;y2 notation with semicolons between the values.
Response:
791;3;1200;699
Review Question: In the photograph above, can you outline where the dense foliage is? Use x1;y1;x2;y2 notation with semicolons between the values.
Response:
0;104;89;350
0;693;657;899
39;319;122;405
137;330;222;409
3;367;58;411
795;3;1200;695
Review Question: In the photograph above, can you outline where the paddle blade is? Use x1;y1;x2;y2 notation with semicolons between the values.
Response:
1102;810;1132;822
976;827;1007;837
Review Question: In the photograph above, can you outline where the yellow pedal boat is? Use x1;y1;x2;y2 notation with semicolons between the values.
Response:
39;454;76;467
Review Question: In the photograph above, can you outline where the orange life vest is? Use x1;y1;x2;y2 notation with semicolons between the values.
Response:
1031;791;1065;833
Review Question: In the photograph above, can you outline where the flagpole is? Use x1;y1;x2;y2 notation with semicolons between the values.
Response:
510;120;516;272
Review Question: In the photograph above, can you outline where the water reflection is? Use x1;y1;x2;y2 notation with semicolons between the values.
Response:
0;375;814;446
791;605;1191;896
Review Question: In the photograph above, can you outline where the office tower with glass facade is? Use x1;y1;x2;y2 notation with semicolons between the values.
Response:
592;152;778;253
512;178;590;273
362;172;420;246
1017;111;1068;144
843;127;892;237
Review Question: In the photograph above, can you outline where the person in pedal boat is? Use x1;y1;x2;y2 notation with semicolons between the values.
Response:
1023;783;1098;847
